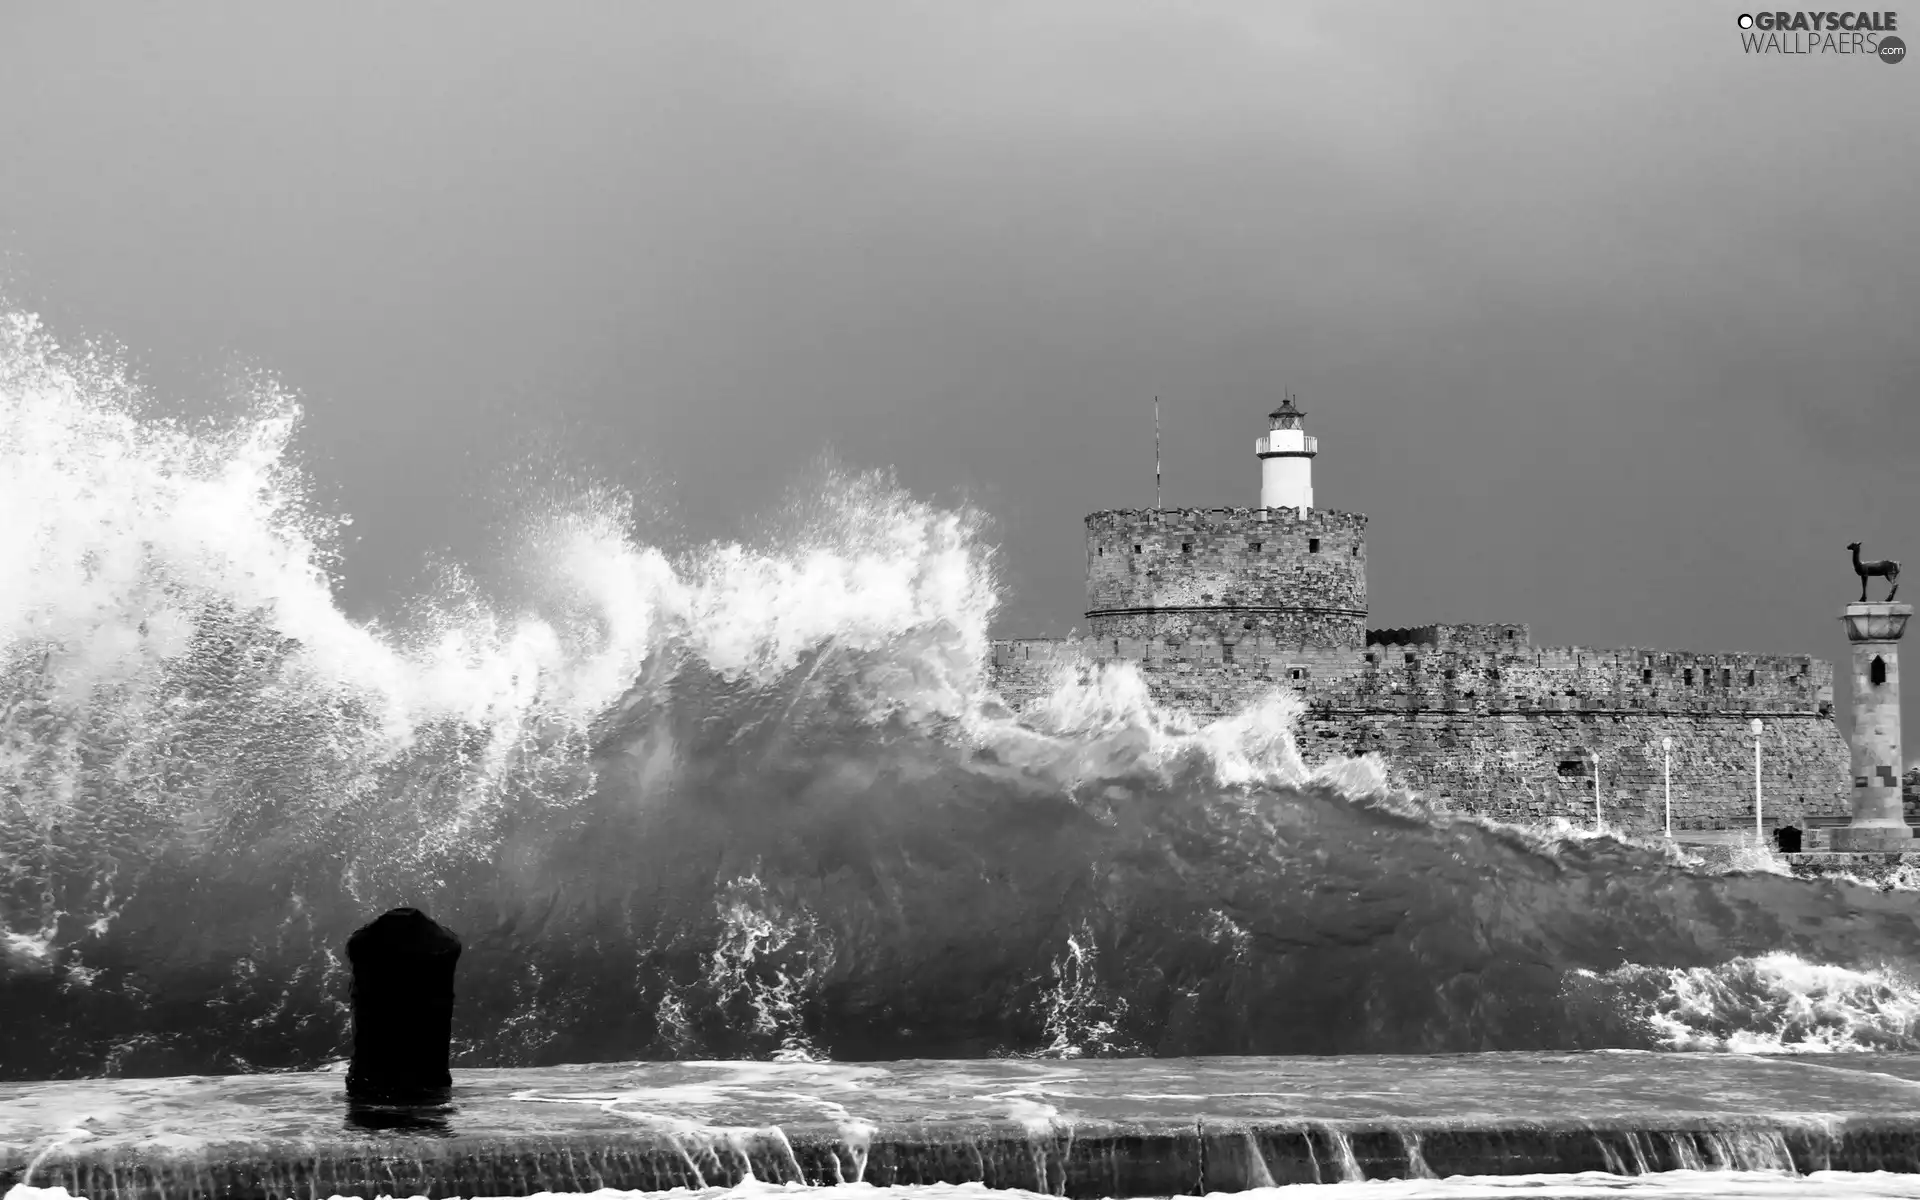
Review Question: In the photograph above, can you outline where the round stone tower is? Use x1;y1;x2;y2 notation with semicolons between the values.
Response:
1084;400;1368;650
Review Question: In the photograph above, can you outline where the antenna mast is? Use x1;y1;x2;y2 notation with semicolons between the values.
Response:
1154;397;1161;511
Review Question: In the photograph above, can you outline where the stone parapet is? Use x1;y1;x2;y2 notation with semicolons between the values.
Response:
1786;851;1920;888
1831;826;1916;851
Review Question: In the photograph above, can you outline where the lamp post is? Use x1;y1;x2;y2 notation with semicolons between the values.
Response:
1751;717;1764;848
1662;736;1672;839
1589;747;1602;833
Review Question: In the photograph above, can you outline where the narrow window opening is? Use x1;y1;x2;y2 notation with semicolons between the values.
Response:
1097;546;1104;556
1722;668;1731;688
1132;544;1142;554
1352;545;1360;556
1747;669;1756;686
1308;537;1321;553
1684;668;1694;686
1223;643;1234;663
1112;639;1120;656
1872;656;1887;685
1642;668;1653;684
1248;542;1262;552
1181;542;1192;554
1507;630;1515;640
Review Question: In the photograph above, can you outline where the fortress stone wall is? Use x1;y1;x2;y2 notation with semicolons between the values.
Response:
988;629;1849;834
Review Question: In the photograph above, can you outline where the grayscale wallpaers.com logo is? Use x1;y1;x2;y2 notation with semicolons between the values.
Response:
1737;10;1904;58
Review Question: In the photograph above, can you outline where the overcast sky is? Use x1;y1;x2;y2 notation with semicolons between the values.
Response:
3;3;1917;746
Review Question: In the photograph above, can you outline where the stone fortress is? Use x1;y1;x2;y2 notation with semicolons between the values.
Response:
989;398;1855;836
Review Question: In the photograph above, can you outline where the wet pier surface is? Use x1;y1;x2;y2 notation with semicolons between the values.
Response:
8;1053;1920;1198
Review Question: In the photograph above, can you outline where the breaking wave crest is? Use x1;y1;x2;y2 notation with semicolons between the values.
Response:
1574;955;1920;1054
4;304;1920;1079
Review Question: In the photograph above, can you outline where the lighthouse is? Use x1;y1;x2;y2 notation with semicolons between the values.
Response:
1257;395;1317;510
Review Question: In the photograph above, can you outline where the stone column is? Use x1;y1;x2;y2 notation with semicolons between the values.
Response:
1831;602;1912;851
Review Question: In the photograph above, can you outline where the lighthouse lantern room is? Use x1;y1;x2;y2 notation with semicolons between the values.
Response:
1256;394;1317;510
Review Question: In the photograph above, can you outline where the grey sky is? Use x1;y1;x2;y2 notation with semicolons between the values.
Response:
3;3;1916;746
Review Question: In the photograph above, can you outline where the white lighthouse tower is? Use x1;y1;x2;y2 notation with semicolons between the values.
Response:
1257;395;1317;510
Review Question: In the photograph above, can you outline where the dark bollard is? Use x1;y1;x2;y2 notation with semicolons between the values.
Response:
345;907;462;1105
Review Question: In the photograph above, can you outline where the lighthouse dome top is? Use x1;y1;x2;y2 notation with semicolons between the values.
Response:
1268;395;1305;429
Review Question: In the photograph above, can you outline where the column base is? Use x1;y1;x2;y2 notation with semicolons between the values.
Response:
1829;824;1915;851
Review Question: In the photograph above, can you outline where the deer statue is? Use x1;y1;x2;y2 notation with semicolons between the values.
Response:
1849;541;1900;603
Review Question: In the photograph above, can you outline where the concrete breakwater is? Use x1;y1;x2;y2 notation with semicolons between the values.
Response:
9;1055;1920;1199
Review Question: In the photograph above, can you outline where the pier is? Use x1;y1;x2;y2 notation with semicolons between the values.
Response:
9;1054;1920;1198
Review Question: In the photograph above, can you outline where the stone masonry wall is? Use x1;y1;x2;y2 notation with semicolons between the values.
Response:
1084;508;1368;649
1438;624;1533;653
984;631;1849;835
987;638;1079;711
1299;709;1846;832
